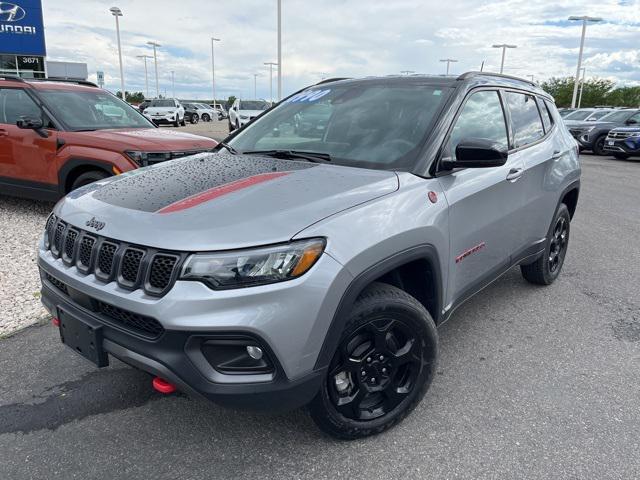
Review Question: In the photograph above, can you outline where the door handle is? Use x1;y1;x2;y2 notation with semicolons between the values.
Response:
551;150;562;160
506;167;523;182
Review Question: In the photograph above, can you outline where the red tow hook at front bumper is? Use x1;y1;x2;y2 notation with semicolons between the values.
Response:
152;377;177;394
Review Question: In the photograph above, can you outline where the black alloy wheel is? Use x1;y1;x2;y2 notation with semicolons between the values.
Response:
548;215;568;274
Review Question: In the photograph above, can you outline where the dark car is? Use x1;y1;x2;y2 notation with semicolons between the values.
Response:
138;99;152;113
604;126;640;159
568;109;640;155
182;103;200;124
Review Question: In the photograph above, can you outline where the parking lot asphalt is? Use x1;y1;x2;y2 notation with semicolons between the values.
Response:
0;155;639;480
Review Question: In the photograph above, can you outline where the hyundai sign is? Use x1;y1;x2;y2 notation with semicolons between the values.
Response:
0;0;46;56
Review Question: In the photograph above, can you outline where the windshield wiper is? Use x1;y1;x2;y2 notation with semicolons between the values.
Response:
242;149;332;163
214;141;239;155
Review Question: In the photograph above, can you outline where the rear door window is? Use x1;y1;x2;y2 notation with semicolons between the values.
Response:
504;92;545;148
537;98;553;132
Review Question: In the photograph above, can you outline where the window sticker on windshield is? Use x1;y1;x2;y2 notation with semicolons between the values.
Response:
433;90;442;96
285;89;331;103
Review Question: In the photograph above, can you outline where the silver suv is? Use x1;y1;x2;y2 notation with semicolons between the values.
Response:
38;73;580;439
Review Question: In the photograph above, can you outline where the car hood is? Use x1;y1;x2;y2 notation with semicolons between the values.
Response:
609;126;640;133
54;152;399;251
568;120;616;129
66;128;216;151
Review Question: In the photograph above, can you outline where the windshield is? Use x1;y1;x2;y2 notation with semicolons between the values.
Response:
239;100;269;111
586;110;612;120
39;89;154;131
229;82;451;170
565;109;594;121
599;110;635;122
150;99;175;107
197;104;211;110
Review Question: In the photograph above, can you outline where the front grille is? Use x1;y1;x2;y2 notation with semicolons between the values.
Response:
43;218;183;297
96;301;164;338
608;131;633;139
44;271;68;295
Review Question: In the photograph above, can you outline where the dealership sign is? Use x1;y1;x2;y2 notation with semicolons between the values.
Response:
0;0;46;56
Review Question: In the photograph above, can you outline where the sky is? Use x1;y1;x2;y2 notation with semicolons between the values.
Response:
42;0;640;101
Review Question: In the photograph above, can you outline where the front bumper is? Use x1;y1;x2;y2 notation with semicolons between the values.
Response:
569;129;597;149
603;137;640;155
145;113;178;124
38;242;350;410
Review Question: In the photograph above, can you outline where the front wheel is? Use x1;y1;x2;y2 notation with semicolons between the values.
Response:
190;114;199;124
308;282;438;439
521;203;570;285
202;113;211;122
69;170;109;192
592;134;607;156
173;116;180;127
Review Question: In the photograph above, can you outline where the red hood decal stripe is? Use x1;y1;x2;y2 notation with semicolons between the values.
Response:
156;171;291;214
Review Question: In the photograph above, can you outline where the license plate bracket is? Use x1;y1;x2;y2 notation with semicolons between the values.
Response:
58;309;109;367
608;141;614;145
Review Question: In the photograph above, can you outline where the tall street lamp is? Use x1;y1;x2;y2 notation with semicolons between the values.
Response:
568;15;602;108
147;41;161;98
253;73;260;99
439;58;458;76
277;0;282;100
264;62;277;104
109;7;125;100
578;67;587;108
136;55;152;98
171;70;175;98
211;37;220;106
492;44;517;74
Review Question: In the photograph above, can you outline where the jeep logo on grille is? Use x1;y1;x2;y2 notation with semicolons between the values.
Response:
85;217;105;231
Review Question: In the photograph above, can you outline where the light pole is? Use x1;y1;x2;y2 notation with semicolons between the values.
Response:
568;15;602;108
439;58;458;76
492;44;517;74
400;70;415;75
171;70;175;98
264;62;277;104
147;41;161;98
136;55;152;98
578;67;586;108
253;73;260;99
527;74;535;83
211;37;220;106
277;0;282;100
109;7;125;100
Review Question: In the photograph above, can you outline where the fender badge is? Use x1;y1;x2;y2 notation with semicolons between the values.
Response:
428;191;438;204
85;217;105;231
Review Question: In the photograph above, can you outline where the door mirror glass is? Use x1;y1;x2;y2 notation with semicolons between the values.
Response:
626;118;637;125
16;115;44;130
454;138;508;168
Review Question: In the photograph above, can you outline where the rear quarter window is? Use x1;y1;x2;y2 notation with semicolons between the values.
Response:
504;91;545;148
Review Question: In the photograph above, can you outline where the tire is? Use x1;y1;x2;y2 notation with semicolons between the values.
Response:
180;116;186;127
190;114;199;124
173;116;180;127
236;120;241;130
308;282;438;440
228;119;234;131
592;134;607;156
520;203;571;285
614;153;629;160
69;170;109;192
202;113;211;122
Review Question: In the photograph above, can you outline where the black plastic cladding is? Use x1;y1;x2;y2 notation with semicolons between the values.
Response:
44;214;184;297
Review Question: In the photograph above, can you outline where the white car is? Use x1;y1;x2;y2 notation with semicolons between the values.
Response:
228;99;269;130
143;98;185;127
193;103;218;122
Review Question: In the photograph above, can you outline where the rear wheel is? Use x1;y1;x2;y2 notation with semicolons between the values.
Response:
69;170;109;192
180;116;186;126
190;114;199;124
308;282;438;439
202;113;211;122
521;203;570;285
592;134;607;156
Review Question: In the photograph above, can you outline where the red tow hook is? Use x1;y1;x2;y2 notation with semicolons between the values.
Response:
52;317;60;327
152;377;177;394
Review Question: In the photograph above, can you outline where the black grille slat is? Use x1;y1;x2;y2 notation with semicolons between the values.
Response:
44;222;181;297
44;272;68;295
96;301;164;338
120;248;145;286
148;254;178;292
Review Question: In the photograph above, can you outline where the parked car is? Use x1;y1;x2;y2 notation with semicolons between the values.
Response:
193;103;217;122
143;98;186;127
0;77;217;201
182;103;200;124
567;108;640;155
558;108;575;118
138;99;152;113
562;108;613;124
603;126;640;159
38;73;580;439
210;104;228;119
228;99;269;130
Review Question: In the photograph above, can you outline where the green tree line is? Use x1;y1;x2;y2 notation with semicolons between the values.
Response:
540;77;640;108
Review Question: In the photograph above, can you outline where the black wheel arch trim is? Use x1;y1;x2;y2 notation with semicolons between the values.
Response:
58;158;118;195
314;244;443;370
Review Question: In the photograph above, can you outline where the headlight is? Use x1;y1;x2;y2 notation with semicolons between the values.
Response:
180;238;325;289
167;110;175;114
240;115;249;120
125;151;172;166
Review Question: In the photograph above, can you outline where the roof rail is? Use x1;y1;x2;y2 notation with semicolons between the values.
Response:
0;75;25;82
315;77;350;85
43;77;99;87
457;71;537;87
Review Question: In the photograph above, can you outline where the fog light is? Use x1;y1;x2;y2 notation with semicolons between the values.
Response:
246;345;263;360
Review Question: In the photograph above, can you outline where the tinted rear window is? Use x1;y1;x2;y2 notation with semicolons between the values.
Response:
504;92;544;148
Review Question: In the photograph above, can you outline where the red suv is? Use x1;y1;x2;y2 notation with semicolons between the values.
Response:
0;77;217;201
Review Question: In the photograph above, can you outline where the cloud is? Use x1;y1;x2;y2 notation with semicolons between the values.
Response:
40;0;640;99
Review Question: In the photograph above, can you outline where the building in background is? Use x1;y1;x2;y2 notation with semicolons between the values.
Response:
0;0;47;78
46;61;88;80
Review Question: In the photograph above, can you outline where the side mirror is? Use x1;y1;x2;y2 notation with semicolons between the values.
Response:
626;118;637;125
16;116;48;138
443;138;508;169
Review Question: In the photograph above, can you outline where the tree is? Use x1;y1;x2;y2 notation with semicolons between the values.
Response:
605;86;640;108
540;77;615;108
115;91;146;103
226;95;237;110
